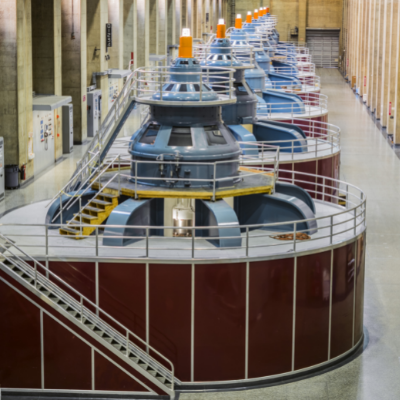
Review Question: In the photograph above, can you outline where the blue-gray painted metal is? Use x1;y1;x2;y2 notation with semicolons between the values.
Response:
195;199;242;248
253;121;307;153
268;73;302;90
152;58;219;102
275;182;316;213
228;125;258;156
272;60;299;76
129;121;241;188
234;192;318;235
259;91;305;114
103;198;164;246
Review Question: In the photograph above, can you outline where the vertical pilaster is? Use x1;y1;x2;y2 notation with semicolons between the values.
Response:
136;0;149;67
387;0;399;134
298;0;307;44
108;0;123;70
380;0;390;126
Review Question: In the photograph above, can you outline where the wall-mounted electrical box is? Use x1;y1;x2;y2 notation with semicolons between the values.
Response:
32;95;72;176
87;89;102;138
62;104;74;154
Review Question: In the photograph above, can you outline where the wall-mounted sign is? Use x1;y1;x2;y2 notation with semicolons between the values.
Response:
106;23;112;48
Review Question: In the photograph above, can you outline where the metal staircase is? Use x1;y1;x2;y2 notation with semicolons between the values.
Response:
59;191;119;238
0;235;178;398
65;69;137;194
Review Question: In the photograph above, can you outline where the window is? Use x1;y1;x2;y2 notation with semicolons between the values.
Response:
168;127;193;147
179;84;187;92
217;55;223;61
164;84;174;91
180;60;189;65
193;84;200;92
204;126;227;146
139;124;160;145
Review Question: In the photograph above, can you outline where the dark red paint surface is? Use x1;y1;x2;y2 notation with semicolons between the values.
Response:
0;279;41;388
194;263;246;381
294;160;318;196
330;243;355;358
295;251;331;370
49;262;96;310
355;234;366;344
99;263;146;349
149;264;192;381
94;351;149;392
43;313;91;389
248;259;294;377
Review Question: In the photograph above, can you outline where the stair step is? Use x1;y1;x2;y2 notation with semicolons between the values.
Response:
74;213;97;220
129;356;139;363
156;376;166;384
83;206;105;213
90;199;113;206
97;193;118;199
60;226;80;235
39;287;50;296
138;361;149;371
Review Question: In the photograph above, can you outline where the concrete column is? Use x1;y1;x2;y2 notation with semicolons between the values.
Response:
368;0;376;107
211;0;217;33
167;0;176;48
108;0;123;69
380;0;391;126
375;0;385;118
61;0;87;144
360;0;369;99
136;0;149;67
182;0;187;29
393;0;400;141
175;0;182;41
149;0;158;54
187;0;194;33
196;0;203;38
0;0;34;180
371;0;380;112
387;0;399;134
366;0;374;107
298;0;307;43
204;0;210;32
123;0;134;69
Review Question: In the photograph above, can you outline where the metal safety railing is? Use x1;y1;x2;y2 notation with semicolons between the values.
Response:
256;93;328;118
267;75;321;92
134;65;236;104
0;234;176;394
0;170;366;261
65;70;136;194
248;120;340;160
193;44;256;68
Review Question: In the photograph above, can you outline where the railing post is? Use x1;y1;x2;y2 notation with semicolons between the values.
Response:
145;228;149;258
330;215;333;244
199;71;203;101
192;227;195;259
354;209;357;235
80;297;84;322
323;177;326;201
79;197;83;236
118;155;121;195
246;227;249;257
135;161;138;199
59;196;63;225
45;226;49;257
212;163;217;201
293;222;297;252
95;227;99;257
126;332;129;356
34;262;37;289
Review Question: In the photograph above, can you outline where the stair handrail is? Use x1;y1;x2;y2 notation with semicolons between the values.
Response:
66;69;137;194
49;153;117;224
45;150;101;209
0;233;176;390
63;154;121;217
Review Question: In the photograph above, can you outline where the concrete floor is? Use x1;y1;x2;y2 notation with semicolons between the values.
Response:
1;69;399;399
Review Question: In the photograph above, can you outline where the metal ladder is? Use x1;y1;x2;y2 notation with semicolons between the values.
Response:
0;234;178;398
